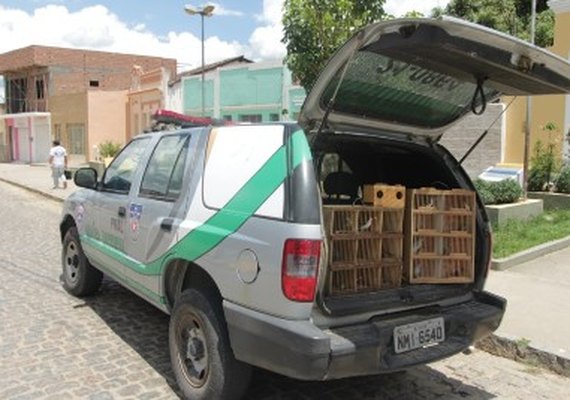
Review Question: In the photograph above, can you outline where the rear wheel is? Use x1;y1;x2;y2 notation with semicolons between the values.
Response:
61;227;103;296
169;288;251;400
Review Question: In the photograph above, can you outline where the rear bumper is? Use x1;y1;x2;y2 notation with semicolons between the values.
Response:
224;291;506;381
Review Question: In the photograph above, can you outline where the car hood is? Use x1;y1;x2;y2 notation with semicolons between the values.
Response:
299;17;570;140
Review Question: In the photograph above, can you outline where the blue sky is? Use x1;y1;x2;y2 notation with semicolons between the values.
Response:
0;0;449;100
1;1;265;45
0;1;449;69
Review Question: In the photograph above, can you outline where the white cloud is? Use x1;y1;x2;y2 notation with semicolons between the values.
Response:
0;0;447;74
384;0;450;17
248;0;286;61
0;4;245;70
208;3;244;17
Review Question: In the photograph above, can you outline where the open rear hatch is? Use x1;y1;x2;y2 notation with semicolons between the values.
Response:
299;16;570;140
300;17;570;314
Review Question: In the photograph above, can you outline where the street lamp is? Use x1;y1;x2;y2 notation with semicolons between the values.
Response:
184;4;215;117
522;0;536;198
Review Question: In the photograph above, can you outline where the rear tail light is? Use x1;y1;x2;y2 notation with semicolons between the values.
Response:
281;239;321;302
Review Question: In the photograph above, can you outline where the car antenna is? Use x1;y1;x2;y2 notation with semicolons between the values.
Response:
313;31;364;142
459;96;517;164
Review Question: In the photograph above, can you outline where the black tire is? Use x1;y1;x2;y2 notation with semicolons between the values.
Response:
169;288;252;400
61;227;103;297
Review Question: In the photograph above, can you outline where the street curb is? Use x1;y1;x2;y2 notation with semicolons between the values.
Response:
476;334;570;377
491;235;570;271
0;177;65;203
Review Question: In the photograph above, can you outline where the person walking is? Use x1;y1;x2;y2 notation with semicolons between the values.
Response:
49;140;68;189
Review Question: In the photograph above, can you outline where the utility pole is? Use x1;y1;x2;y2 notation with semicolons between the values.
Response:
523;0;537;197
184;4;215;117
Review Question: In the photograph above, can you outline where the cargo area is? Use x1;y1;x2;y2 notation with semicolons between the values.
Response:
312;133;485;314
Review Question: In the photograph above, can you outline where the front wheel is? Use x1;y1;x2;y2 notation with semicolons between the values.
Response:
61;227;103;296
169;288;251;400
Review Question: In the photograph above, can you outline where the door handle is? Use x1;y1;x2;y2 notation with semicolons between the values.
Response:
118;206;126;217
160;218;174;232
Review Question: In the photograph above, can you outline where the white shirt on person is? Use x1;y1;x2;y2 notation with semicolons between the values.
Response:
50;145;67;167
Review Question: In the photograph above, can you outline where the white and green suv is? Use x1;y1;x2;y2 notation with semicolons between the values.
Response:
60;17;570;400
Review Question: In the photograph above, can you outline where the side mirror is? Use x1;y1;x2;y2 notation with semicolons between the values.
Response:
74;168;98;189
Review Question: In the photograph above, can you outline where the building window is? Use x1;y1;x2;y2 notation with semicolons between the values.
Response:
143;112;149;130
269;113;279;122
7;77;27;113
223;115;232;121
238;114;262;123
66;123;86;155
35;78;45;99
89;80;99;87
134;113;140;136
53;124;62;142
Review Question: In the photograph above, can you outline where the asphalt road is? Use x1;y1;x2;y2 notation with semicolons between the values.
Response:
1;180;569;400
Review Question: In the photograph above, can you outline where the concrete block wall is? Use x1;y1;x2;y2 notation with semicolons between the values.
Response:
439;103;504;178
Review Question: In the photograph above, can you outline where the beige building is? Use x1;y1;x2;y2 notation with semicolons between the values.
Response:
0;45;176;164
50;91;128;163
127;66;172;140
504;0;570;164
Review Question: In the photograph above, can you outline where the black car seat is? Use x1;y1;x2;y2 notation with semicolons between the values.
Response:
323;171;360;204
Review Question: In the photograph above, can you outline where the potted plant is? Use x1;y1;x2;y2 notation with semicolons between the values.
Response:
98;141;122;166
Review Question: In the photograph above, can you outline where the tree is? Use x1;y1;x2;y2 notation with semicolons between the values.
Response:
282;0;386;91
433;0;554;47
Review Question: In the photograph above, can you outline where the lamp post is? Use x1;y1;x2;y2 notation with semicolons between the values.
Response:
184;4;215;117
522;0;536;198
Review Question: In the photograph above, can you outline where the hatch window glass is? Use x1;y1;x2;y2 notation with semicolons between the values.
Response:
102;138;150;193
321;50;498;128
140;134;190;201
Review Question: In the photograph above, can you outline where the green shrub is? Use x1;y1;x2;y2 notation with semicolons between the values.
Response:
528;123;562;192
492;179;523;204
528;167;549;191
474;178;522;205
556;166;570;194
98;141;122;158
474;179;496;205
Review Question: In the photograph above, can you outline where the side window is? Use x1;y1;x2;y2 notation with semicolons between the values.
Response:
139;134;190;201
203;125;285;219
102;138;150;192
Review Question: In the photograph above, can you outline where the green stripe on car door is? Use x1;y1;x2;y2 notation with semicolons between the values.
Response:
82;129;312;276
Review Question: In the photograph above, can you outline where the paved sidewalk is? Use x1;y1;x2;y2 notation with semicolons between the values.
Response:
1;162;569;373
485;250;570;360
0;162;76;202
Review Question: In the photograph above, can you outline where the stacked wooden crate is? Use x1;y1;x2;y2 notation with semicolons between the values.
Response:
323;184;405;296
405;188;476;283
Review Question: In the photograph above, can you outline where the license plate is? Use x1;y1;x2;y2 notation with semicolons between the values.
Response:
393;317;445;354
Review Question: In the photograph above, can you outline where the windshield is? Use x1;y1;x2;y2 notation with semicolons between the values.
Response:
321;50;499;129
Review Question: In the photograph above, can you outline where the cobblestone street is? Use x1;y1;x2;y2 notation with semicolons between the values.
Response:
1;180;570;400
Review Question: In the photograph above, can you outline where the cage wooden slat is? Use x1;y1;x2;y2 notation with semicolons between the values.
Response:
324;204;405;295
406;188;475;284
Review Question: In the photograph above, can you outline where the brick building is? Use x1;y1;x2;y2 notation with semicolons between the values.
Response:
0;45;176;163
